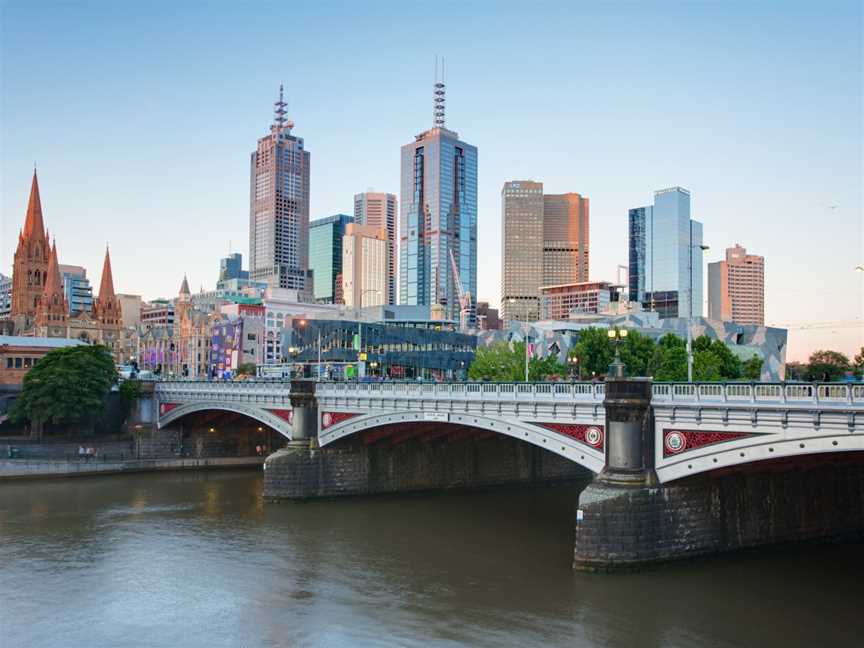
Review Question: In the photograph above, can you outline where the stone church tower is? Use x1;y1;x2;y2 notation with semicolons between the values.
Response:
10;170;52;332
34;242;68;338
93;247;123;356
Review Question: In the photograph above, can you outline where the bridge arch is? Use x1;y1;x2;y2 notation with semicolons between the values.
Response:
317;410;605;473
158;401;294;439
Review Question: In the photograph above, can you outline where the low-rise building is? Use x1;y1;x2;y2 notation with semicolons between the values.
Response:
0;336;85;387
539;281;623;320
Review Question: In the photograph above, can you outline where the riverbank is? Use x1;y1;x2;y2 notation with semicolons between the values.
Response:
0;456;264;480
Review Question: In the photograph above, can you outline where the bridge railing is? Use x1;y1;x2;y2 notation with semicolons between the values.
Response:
315;381;605;401
651;382;864;407
154;379;291;404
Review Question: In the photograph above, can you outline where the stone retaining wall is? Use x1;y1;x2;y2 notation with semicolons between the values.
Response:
573;460;864;570
0;456;264;480
264;435;591;499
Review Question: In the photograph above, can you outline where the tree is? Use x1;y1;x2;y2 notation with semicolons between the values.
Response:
619;330;656;378
742;355;763;381
693;350;723;381
569;328;614;378
652;336;688;381
11;345;117;430
468;342;524;381
237;362;257;376
805;350;851;382
854;347;864;377
469;342;566;382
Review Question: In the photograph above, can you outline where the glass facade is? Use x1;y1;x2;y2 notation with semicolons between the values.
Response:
283;318;476;380
309;214;353;303
628;187;703;318
218;253;248;285
400;127;477;324
59;267;93;315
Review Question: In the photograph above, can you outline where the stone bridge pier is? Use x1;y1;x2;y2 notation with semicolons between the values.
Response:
574;378;864;571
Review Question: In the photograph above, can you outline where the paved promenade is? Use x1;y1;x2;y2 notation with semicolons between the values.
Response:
0;456;264;480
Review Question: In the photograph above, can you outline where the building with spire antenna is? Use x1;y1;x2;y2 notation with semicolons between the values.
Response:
248;85;311;296
399;59;478;324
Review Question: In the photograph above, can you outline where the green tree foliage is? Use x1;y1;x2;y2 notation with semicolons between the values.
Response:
11;345;117;426
468;342;525;381
742;355;763;381
854;347;864;377
237;362;257;376
118;379;142;418
619;330;657;378
805;350;851;382
652;335;688;381
469;341;566;381
568;328;614;378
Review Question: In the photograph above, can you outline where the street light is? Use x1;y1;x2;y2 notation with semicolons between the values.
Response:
607;328;628;378
356;289;382;379
567;355;581;381
688;240;710;383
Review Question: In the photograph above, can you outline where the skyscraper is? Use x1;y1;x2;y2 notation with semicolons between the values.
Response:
501;180;590;322
400;71;477;324
59;264;94;315
628;187;704;319
708;244;765;325
354;192;397;304
249;85;311;294
309;213;353;304
342;223;388;308
218;253;248;284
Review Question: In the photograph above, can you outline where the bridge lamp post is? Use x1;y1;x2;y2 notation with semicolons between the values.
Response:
568;355;581;381
687;240;710;383
607;328;628;379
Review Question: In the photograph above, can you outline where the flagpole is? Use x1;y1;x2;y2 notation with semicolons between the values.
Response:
525;335;529;383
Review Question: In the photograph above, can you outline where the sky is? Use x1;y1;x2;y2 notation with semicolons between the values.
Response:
1;0;861;362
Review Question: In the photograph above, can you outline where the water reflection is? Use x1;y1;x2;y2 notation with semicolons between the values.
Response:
0;471;861;648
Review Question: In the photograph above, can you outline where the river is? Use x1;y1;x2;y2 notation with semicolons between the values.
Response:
0;470;860;647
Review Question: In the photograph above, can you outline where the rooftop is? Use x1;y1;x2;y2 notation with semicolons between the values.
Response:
0;336;85;349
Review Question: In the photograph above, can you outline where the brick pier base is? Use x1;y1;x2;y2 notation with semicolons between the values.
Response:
573;460;864;571
263;435;591;499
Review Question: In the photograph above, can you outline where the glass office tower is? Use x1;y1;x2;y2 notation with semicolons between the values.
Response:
309;214;353;303
399;80;477;324
628;187;704;318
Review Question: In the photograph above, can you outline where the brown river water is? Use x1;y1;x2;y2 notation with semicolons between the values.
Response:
0;470;861;647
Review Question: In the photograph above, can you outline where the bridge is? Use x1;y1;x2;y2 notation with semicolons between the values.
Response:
154;379;864;483
152;377;864;570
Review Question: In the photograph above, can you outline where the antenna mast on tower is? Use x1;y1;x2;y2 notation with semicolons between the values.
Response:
273;84;289;131
433;55;446;128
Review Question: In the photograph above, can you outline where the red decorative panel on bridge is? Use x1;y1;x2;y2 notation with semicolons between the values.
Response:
268;409;293;424
536;423;604;450
321;412;360;429
663;429;758;457
159;403;179;417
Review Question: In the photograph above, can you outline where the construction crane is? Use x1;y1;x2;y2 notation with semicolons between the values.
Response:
449;249;472;331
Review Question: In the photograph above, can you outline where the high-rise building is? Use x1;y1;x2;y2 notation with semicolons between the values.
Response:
249;85;311;294
501;181;590;322
354;192;397;304
628;187;704;319
400;73;477;324
309;214;353;304
708;244;765;325
342;224;388;308
539;281;622;320
59;265;94;315
218;253;248;285
0;274;12;319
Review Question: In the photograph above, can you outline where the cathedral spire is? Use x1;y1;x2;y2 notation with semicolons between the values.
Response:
35;240;67;329
23;169;46;241
179;274;191;297
98;245;116;300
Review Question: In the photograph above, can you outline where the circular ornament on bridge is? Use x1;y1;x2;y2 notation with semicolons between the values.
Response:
665;431;686;454
585;426;603;448
322;412;333;429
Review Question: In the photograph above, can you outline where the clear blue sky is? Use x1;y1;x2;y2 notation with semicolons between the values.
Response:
1;0;861;361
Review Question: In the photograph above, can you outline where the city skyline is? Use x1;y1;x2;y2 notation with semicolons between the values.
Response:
1;1;861;361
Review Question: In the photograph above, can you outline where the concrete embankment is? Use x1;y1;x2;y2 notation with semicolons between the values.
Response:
0;456;264;480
